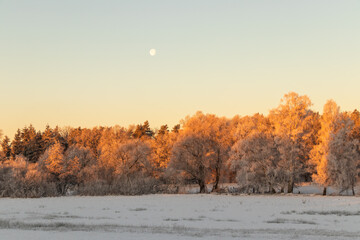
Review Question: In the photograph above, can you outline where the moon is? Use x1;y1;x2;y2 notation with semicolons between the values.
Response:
149;49;156;56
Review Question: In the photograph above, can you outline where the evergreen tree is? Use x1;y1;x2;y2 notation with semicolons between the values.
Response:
143;120;154;137
172;124;180;133
1;136;11;159
21;125;42;163
11;129;23;158
158;124;169;135
133;121;154;138
42;125;55;151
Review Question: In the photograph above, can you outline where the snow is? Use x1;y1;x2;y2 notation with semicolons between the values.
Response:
1;194;360;239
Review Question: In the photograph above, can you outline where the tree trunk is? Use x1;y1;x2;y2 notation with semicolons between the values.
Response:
352;186;355;196
212;150;221;192
199;181;206;193
56;183;64;195
322;187;327;196
287;182;294;194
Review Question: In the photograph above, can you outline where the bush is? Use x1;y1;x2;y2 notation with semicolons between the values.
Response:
0;157;58;198
77;175;159;196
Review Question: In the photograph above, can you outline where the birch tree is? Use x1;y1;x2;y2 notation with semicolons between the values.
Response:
327;117;359;195
229;132;283;193
310;100;340;195
269;92;319;193
311;101;359;195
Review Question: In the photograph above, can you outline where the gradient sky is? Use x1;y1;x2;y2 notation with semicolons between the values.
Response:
1;0;360;138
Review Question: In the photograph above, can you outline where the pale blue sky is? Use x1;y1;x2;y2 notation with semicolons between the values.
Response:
1;0;360;137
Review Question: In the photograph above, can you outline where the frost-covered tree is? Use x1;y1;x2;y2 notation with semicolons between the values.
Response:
96;127;132;184
350;110;360;147
98;138;153;189
169;134;216;193
0;154;56;197
151;125;174;175
38;141;96;194
114;140;152;180
39;141;64;178
38;141;65;193
232;113;272;143
327;117;359;195
311;101;359;195
65;127;103;156
269;92;319;193
62;145;96;189
310;100;340;194
229;132;283;193
181;111;231;191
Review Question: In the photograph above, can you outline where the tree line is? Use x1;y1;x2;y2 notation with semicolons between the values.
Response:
1;92;360;197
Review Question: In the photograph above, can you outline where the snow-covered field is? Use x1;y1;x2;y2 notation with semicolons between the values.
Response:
1;194;360;240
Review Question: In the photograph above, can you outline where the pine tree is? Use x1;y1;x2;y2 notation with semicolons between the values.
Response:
11;129;23;158
143;120;154;137
172;124;180;133
158;124;169;135
42;125;55;151
132;121;154;139
21;125;42;163
1;136;11;159
132;124;144;138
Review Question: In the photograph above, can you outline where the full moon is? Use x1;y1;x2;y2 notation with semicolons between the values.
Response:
149;49;156;56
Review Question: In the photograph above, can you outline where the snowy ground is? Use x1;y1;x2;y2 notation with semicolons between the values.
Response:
1;194;360;240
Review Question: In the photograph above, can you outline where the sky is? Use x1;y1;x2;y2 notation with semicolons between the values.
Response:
1;0;360;138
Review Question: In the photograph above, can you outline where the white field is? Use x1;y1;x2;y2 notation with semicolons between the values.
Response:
1;194;360;240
